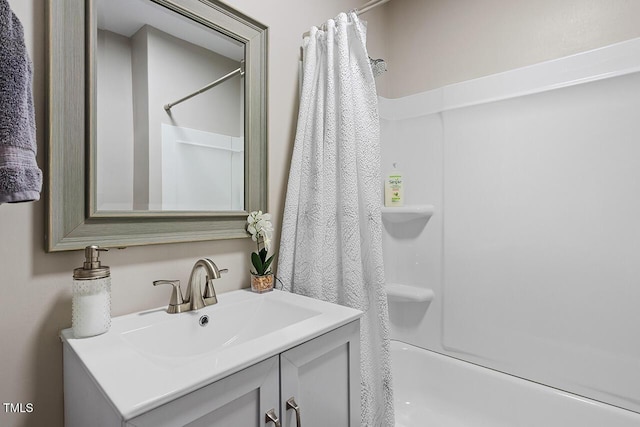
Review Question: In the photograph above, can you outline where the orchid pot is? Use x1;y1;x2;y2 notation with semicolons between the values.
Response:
250;272;274;293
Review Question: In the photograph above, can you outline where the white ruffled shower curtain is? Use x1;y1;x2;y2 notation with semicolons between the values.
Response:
277;12;394;427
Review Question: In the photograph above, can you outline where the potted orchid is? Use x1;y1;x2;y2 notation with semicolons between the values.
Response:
246;210;275;292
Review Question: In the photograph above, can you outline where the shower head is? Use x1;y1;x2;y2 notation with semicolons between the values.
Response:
369;57;387;78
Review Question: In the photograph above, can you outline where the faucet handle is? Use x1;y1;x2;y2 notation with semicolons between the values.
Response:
153;280;186;313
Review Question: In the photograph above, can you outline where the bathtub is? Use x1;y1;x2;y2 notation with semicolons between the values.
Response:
391;340;640;427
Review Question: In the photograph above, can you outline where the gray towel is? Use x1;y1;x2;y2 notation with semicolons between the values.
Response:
0;0;42;204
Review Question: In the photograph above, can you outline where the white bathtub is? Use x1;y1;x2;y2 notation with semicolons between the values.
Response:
391;340;640;427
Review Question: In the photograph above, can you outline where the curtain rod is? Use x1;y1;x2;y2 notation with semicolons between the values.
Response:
164;60;245;111
302;0;391;38
357;0;391;15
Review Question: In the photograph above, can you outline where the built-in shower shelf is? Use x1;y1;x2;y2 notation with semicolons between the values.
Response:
381;204;434;223
386;283;434;303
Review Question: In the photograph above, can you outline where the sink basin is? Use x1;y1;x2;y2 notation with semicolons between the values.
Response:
121;296;320;359
60;289;361;419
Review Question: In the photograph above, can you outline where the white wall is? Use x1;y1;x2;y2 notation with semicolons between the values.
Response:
380;0;640;414
0;1;374;426
441;64;640;412
160;125;244;211
96;30;135;210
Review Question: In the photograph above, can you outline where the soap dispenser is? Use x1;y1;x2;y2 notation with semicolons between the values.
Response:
72;245;111;338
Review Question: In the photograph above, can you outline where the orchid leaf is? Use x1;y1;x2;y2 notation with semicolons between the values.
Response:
251;252;264;274
262;254;274;273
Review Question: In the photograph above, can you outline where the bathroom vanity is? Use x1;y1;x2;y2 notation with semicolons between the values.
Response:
61;289;362;426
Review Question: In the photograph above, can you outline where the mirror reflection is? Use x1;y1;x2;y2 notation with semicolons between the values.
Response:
95;0;245;212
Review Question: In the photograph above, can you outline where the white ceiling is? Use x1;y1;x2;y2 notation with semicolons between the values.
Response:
96;0;244;61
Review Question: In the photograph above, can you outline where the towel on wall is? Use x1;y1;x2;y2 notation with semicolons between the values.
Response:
0;0;42;204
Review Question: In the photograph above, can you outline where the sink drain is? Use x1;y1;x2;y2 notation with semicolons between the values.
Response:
199;315;210;327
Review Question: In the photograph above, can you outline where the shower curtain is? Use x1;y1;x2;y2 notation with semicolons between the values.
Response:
277;12;394;427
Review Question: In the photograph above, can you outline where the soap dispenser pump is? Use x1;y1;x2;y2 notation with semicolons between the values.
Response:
72;245;111;338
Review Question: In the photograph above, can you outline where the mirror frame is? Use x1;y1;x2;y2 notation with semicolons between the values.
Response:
46;0;268;252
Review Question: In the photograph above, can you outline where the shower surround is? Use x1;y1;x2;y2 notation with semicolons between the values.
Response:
380;37;640;425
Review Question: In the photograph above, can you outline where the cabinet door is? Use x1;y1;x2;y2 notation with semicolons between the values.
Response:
280;320;361;427
127;356;280;427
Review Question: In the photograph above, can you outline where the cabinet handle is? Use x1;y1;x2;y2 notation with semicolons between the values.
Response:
286;397;302;427
265;408;281;427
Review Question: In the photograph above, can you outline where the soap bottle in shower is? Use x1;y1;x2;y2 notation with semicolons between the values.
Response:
72;245;111;338
384;163;404;207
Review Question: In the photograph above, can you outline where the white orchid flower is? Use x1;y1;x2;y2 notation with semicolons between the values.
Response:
246;210;275;276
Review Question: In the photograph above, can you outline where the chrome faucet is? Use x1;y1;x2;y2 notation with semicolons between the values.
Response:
153;258;227;313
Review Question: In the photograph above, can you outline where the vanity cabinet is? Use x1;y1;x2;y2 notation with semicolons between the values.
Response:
65;320;360;427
